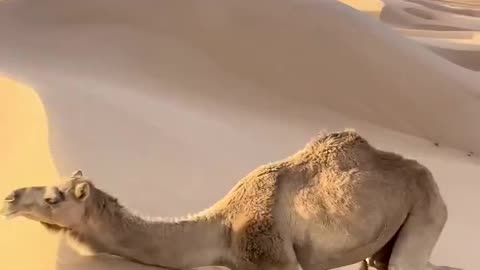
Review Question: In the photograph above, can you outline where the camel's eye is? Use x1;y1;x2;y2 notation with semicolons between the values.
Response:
44;189;65;205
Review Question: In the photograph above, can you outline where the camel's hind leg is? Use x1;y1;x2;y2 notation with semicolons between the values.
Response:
359;229;399;270
387;188;461;270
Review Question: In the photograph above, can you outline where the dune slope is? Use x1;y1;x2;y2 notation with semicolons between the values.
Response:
0;0;479;155
0;77;60;270
0;1;478;270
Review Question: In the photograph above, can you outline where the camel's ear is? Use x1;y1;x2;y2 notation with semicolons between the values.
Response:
74;182;90;201
71;170;84;179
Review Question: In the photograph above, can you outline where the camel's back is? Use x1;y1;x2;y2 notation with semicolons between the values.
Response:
286;130;426;215
214;130;427;220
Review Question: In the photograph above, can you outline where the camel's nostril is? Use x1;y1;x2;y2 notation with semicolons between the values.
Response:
4;192;16;203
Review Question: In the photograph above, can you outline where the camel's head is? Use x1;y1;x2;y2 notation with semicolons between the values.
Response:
1;170;93;228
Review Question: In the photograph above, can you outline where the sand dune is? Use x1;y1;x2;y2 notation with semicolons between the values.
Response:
380;0;480;30
0;1;479;270
341;0;480;71
406;0;480;17
0;0;479;155
0;77;60;270
426;45;480;70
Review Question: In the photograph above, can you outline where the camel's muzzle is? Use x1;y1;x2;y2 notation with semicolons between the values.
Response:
4;191;17;203
1;190;23;219
0;200;17;219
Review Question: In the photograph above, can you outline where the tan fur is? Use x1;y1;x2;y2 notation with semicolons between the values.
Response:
1;129;462;270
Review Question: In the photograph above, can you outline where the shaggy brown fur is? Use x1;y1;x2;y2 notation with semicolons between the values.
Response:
1;129;461;270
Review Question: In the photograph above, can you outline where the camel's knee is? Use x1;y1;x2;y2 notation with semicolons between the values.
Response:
437;198;448;226
419;169;448;228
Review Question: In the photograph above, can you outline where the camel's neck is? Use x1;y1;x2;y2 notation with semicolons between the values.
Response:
70;201;229;269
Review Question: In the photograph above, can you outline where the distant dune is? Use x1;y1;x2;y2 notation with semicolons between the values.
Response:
342;0;480;71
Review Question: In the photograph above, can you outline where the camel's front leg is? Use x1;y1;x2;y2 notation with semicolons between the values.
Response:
387;190;462;270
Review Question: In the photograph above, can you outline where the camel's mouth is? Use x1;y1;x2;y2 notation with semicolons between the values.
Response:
3;211;21;220
3;190;19;203
0;200;21;220
0;207;19;220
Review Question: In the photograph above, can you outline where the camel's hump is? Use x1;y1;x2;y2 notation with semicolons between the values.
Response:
306;128;364;149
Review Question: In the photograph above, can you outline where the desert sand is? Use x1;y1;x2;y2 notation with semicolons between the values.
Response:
0;1;479;270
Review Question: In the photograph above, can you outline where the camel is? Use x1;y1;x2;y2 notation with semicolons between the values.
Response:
0;130;462;270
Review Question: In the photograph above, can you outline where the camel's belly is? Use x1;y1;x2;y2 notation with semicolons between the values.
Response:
290;194;409;268
285;167;413;267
